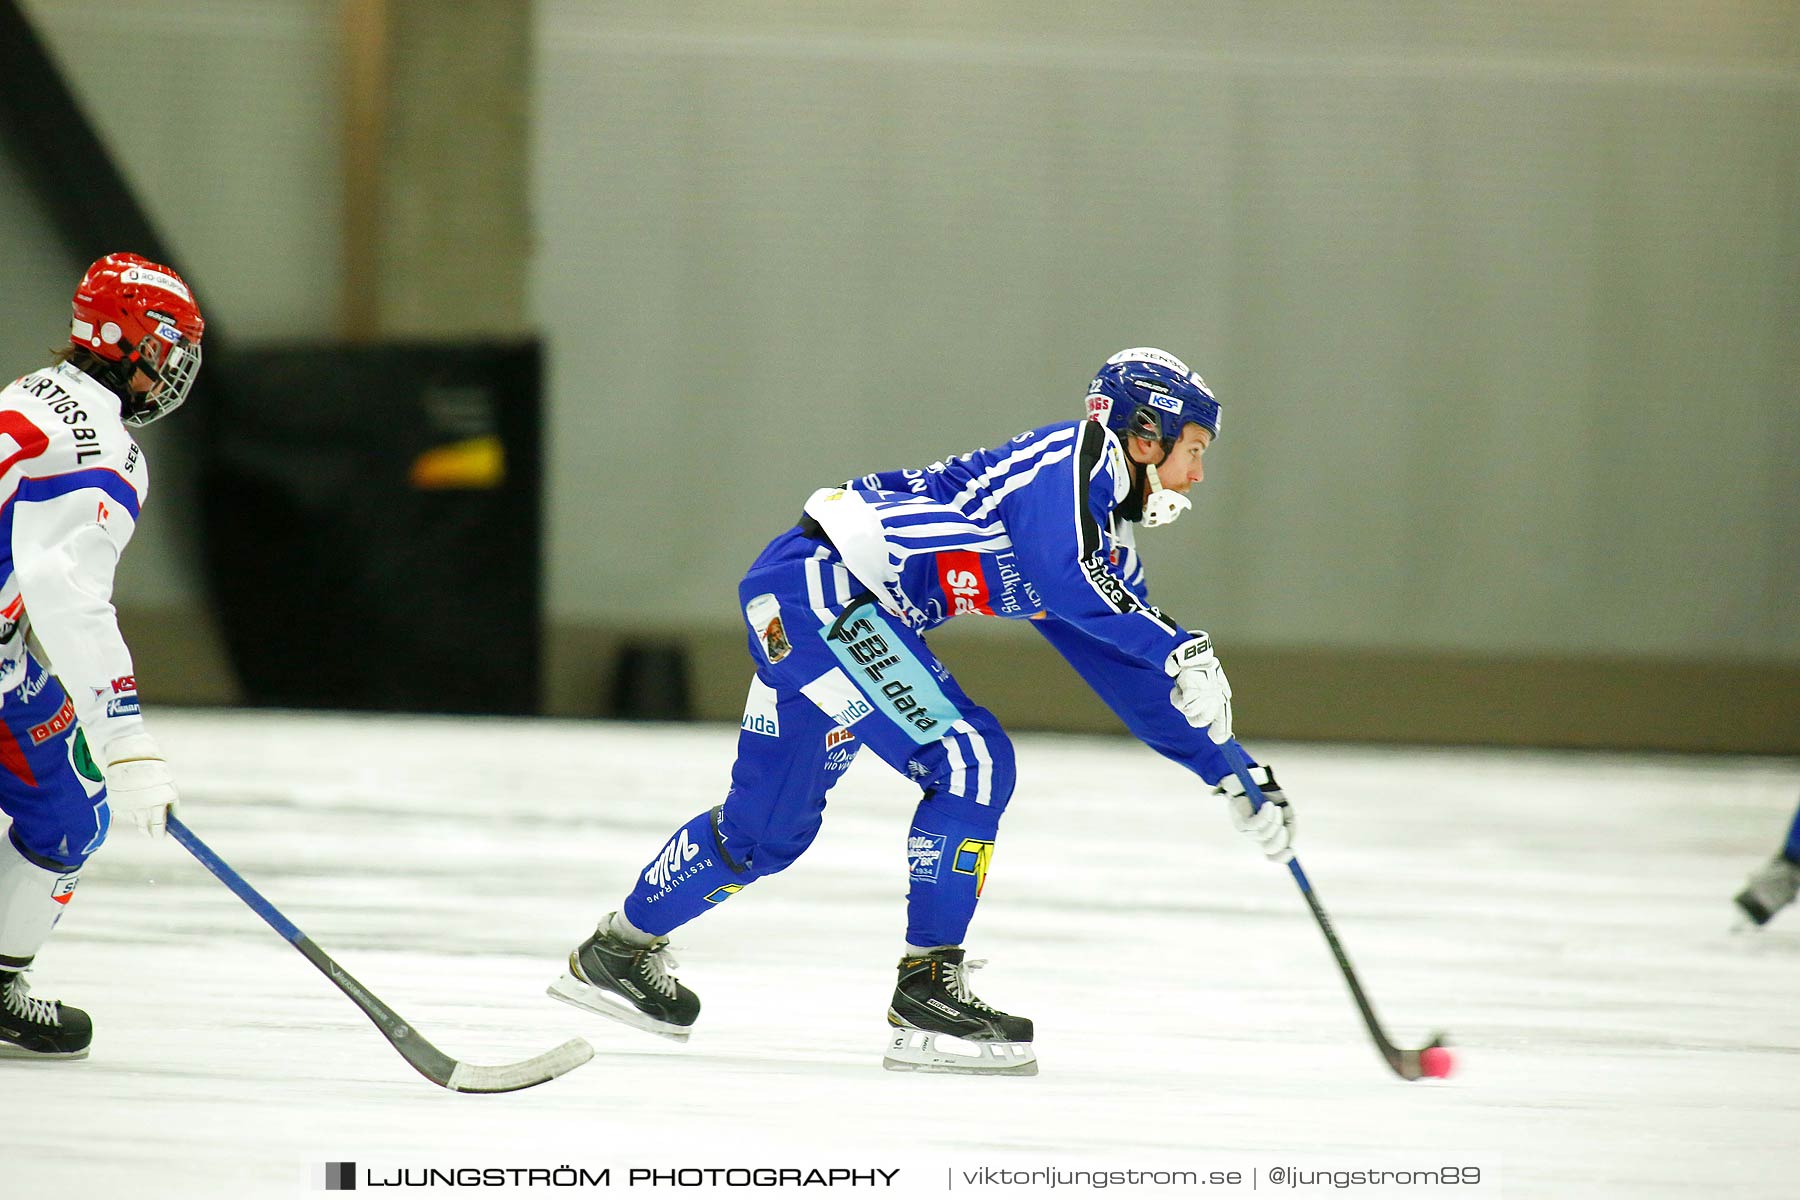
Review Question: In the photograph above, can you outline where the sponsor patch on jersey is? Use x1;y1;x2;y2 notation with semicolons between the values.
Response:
744;593;791;664
820;613;962;746
1081;554;1146;617
52;873;79;906
29;696;75;745
823;725;858;774
740;676;780;737
989;550;1044;617
937;552;993;617
69;728;103;794
703;884;743;904
953;838;995;897
907;829;946;883
105;694;141;719
643;829;702;891
824;753;855;775
799;667;875;729
16;666;49;703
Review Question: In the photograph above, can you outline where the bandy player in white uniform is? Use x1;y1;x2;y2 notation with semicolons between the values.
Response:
0;254;201;1058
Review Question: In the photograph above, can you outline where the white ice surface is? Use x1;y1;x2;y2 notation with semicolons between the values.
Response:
5;711;1799;1199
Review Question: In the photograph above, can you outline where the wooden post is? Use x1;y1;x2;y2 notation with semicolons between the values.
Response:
341;0;389;340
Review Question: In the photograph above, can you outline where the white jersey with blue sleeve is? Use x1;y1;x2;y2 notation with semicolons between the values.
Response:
0;362;150;759
801;418;1188;672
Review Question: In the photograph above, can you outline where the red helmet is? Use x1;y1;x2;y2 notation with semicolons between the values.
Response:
69;253;205;426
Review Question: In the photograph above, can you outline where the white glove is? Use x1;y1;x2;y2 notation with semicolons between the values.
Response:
1164;633;1233;744
102;732;179;839
1215;764;1296;862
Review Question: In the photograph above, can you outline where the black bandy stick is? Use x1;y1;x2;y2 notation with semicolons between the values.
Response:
1220;745;1452;1081
169;815;593;1093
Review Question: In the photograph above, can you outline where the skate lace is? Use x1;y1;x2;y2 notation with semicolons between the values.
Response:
2;974;59;1027
635;947;681;1000
943;958;998;1012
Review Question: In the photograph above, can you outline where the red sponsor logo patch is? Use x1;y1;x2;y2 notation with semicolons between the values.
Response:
111;674;136;694
937;552;993;617
825;727;855;751
28;697;75;745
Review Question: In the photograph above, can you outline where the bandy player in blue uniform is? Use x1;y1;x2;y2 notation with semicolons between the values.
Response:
0;255;200;1059
551;348;1298;1075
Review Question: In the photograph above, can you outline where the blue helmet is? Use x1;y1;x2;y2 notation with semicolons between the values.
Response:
1085;347;1220;446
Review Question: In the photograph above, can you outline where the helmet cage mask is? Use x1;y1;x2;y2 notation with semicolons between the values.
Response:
121;314;202;426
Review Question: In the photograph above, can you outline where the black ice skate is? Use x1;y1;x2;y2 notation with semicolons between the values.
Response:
1734;854;1800;927
883;948;1036;1076
546;917;700;1041
0;969;93;1060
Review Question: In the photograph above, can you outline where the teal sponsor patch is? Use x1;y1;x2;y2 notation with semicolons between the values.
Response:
820;611;961;746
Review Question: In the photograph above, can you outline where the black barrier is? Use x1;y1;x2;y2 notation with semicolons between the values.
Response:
200;342;542;714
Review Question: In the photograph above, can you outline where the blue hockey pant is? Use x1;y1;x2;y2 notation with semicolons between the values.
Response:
0;656;109;873
622;528;1016;949
0;656;109;966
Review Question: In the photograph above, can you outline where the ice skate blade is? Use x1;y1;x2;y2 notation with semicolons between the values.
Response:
0;1043;90;1061
546;971;692;1043
882;1027;1038;1077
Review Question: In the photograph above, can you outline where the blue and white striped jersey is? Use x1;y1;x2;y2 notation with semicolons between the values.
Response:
802;418;1190;671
